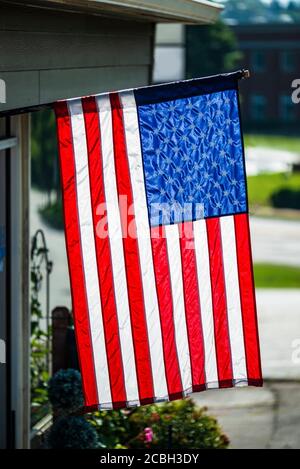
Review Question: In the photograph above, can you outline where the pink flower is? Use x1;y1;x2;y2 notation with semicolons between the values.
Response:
144;427;153;443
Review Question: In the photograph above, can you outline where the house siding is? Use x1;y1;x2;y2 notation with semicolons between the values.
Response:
0;3;155;111
0;1;155;448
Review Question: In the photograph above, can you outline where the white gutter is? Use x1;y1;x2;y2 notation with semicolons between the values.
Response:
88;0;223;23
16;0;223;24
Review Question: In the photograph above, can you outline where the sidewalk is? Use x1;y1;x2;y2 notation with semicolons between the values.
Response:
194;289;300;448
194;381;300;449
258;289;300;380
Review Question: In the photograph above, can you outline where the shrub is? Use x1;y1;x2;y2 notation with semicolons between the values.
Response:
89;399;229;449
47;416;99;449
125;399;229;449
88;409;130;449
48;368;84;415
48;370;229;449
270;188;300;210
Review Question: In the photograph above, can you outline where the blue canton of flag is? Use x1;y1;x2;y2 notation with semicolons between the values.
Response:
135;80;247;226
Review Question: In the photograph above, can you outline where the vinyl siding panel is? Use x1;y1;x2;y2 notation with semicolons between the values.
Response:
39;66;150;102
0;32;152;71
0;3;154;111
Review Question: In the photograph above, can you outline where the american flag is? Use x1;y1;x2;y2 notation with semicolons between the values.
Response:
55;72;262;410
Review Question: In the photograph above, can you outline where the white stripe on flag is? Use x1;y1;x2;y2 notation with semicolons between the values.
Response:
220;215;247;383
165;224;192;393
119;91;168;401
193;219;219;387
96;94;140;406
68;99;112;406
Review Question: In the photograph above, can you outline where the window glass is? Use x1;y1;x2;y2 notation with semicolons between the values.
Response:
250;94;267;120
251;51;266;73
280;51;295;73
279;95;296;122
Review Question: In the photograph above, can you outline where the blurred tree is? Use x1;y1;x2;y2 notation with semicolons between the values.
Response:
287;0;300;21
220;0;267;23
186;21;242;79
31;109;59;203
287;0;298;11
270;0;281;13
218;0;300;23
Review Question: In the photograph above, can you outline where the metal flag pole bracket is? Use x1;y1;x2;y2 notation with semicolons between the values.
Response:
241;69;251;79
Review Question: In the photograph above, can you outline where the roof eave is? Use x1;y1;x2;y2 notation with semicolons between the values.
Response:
11;0;223;24
91;0;223;24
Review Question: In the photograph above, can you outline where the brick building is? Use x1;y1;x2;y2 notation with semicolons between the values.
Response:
155;21;300;132
233;24;300;131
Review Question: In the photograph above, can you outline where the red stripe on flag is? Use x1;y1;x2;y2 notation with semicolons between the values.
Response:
234;214;263;384
82;96;127;407
151;226;183;399
109;92;154;404
206;217;233;387
179;222;206;391
54;101;98;407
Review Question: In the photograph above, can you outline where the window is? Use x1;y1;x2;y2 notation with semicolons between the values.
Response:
280;51;295;73
251;51;266;73
279;95;296;122
250;94;267;121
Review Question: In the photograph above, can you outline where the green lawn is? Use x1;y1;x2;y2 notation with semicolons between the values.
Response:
247;172;300;207
254;263;300;288
244;134;300;153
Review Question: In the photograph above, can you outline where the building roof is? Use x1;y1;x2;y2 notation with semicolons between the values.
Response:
11;0;223;24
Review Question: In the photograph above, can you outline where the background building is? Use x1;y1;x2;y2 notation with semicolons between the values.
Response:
233;23;300;130
154;0;300;131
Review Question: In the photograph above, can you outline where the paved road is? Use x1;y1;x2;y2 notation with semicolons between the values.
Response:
246;146;300;267
31;188;300;309
245;146;300;176
250;216;300;267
